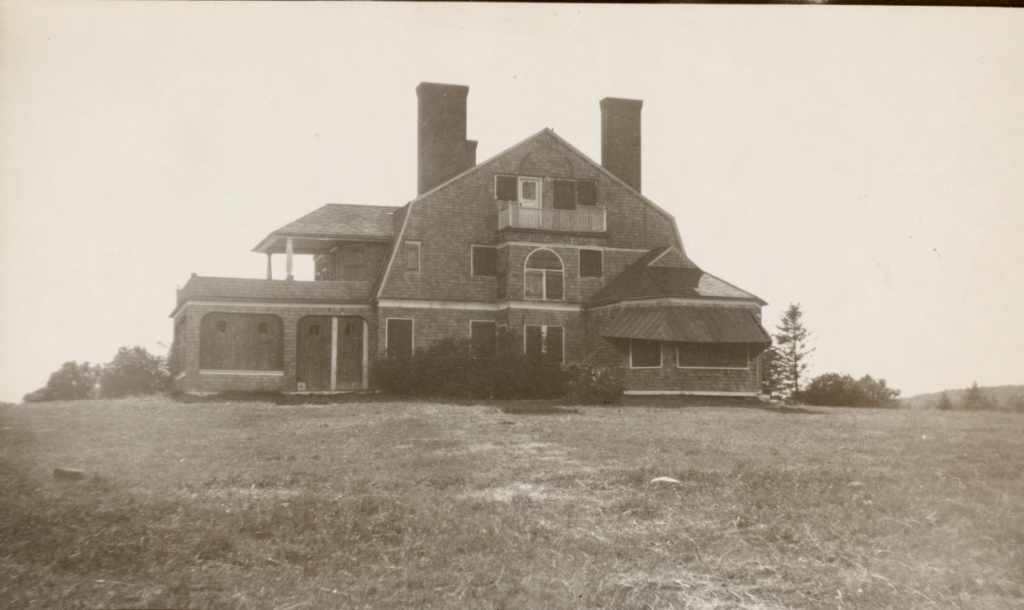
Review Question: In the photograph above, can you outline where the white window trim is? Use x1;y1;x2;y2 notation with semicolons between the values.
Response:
405;241;421;273
578;248;603;279
385;318;415;358
524;248;564;301
517;176;542;208
470;245;498;278
676;344;751;370
630;339;663;369
523;324;565;364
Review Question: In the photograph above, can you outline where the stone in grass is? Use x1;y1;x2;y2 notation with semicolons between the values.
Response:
650;476;681;484
53;467;88;482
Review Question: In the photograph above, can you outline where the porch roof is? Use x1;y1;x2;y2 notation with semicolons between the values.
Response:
253;204;399;254
600;305;772;344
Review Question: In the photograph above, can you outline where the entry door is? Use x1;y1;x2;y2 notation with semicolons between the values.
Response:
518;177;541;208
296;316;332;391
336;317;364;390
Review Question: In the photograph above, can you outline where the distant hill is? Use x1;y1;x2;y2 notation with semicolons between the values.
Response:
902;385;1024;410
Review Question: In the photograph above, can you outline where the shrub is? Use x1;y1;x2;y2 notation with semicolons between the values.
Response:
373;335;568;400
563;359;624;405
98;347;169;398
23;361;99;403
936;391;954;411
797;372;900;408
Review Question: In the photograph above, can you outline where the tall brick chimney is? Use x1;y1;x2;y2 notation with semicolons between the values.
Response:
416;82;478;195
600;97;643;192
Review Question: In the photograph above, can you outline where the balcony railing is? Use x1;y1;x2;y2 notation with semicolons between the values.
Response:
498;205;606;233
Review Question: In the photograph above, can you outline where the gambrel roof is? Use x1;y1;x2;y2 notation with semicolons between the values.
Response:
254;204;398;254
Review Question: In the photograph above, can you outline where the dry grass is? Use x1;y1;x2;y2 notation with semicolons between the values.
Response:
1;397;1022;609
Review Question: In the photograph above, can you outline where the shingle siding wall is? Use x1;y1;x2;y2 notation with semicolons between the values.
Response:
379;131;681;302
584;306;763;394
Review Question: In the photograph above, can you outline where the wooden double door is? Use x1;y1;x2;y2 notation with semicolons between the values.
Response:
296;316;366;391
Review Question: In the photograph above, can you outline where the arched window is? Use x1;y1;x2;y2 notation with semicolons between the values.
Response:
524;249;563;301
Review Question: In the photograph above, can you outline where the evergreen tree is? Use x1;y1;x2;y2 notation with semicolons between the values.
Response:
936;391;954;411
774;303;814;401
960;382;993;411
761;345;781;398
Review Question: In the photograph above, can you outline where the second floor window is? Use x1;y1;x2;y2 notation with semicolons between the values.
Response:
471;245;497;277
524;249;563;301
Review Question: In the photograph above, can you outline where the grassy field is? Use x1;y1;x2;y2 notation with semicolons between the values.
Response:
1;397;1022;609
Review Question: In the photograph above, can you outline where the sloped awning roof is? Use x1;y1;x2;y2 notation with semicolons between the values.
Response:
589;246;766;306
253;204;399;254
600;306;772;345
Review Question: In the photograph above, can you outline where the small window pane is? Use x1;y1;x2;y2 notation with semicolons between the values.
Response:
545;271;563;300
577;181;598;205
216;320;227;333
546;326;564;363
472;246;497;277
580;249;602;278
525;270;544;299
678;344;748;368
521;180;537;200
525;325;544;360
497;271;507;300
258;322;269;334
525;250;562;270
496;175;517;200
631;339;661;368
553;180;576;210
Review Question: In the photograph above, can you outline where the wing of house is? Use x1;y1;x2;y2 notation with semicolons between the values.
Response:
170;82;770;396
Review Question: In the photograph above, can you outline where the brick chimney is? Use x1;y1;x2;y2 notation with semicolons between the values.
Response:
416;82;478;195
600;97;643;192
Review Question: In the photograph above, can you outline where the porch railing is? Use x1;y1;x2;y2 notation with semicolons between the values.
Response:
498;206;606;233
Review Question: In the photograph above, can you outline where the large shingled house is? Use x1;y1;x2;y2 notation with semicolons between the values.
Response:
170;83;771;395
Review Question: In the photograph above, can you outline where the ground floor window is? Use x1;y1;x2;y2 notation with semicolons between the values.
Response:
524;325;564;364
386;318;414;359
470;321;497;355
199;313;283;371
630;339;662;369
677;343;749;369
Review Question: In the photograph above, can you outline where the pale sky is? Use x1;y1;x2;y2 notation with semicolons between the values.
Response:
2;1;1022;403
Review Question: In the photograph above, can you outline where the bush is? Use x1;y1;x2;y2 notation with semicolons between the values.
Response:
373;335;570;400
98;347;169;398
797;372;900;408
23;361;99;403
563;359;624;405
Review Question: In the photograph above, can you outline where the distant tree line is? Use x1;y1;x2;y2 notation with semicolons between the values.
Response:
936;383;1024;413
23;346;168;403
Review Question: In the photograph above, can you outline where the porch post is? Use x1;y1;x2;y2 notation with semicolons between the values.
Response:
362;319;369;390
330;317;338;392
266;253;273;280
285;238;294;280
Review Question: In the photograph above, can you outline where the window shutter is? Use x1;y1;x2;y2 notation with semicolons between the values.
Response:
405;242;420;272
546;326;564;363
387;319;413;359
470;321;497;355
577;180;598;205
471;246;497;277
553;180;576;210
496;175;517;200
579;249;602;278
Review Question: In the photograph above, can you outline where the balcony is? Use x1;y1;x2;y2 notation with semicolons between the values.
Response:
498;205;606;233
